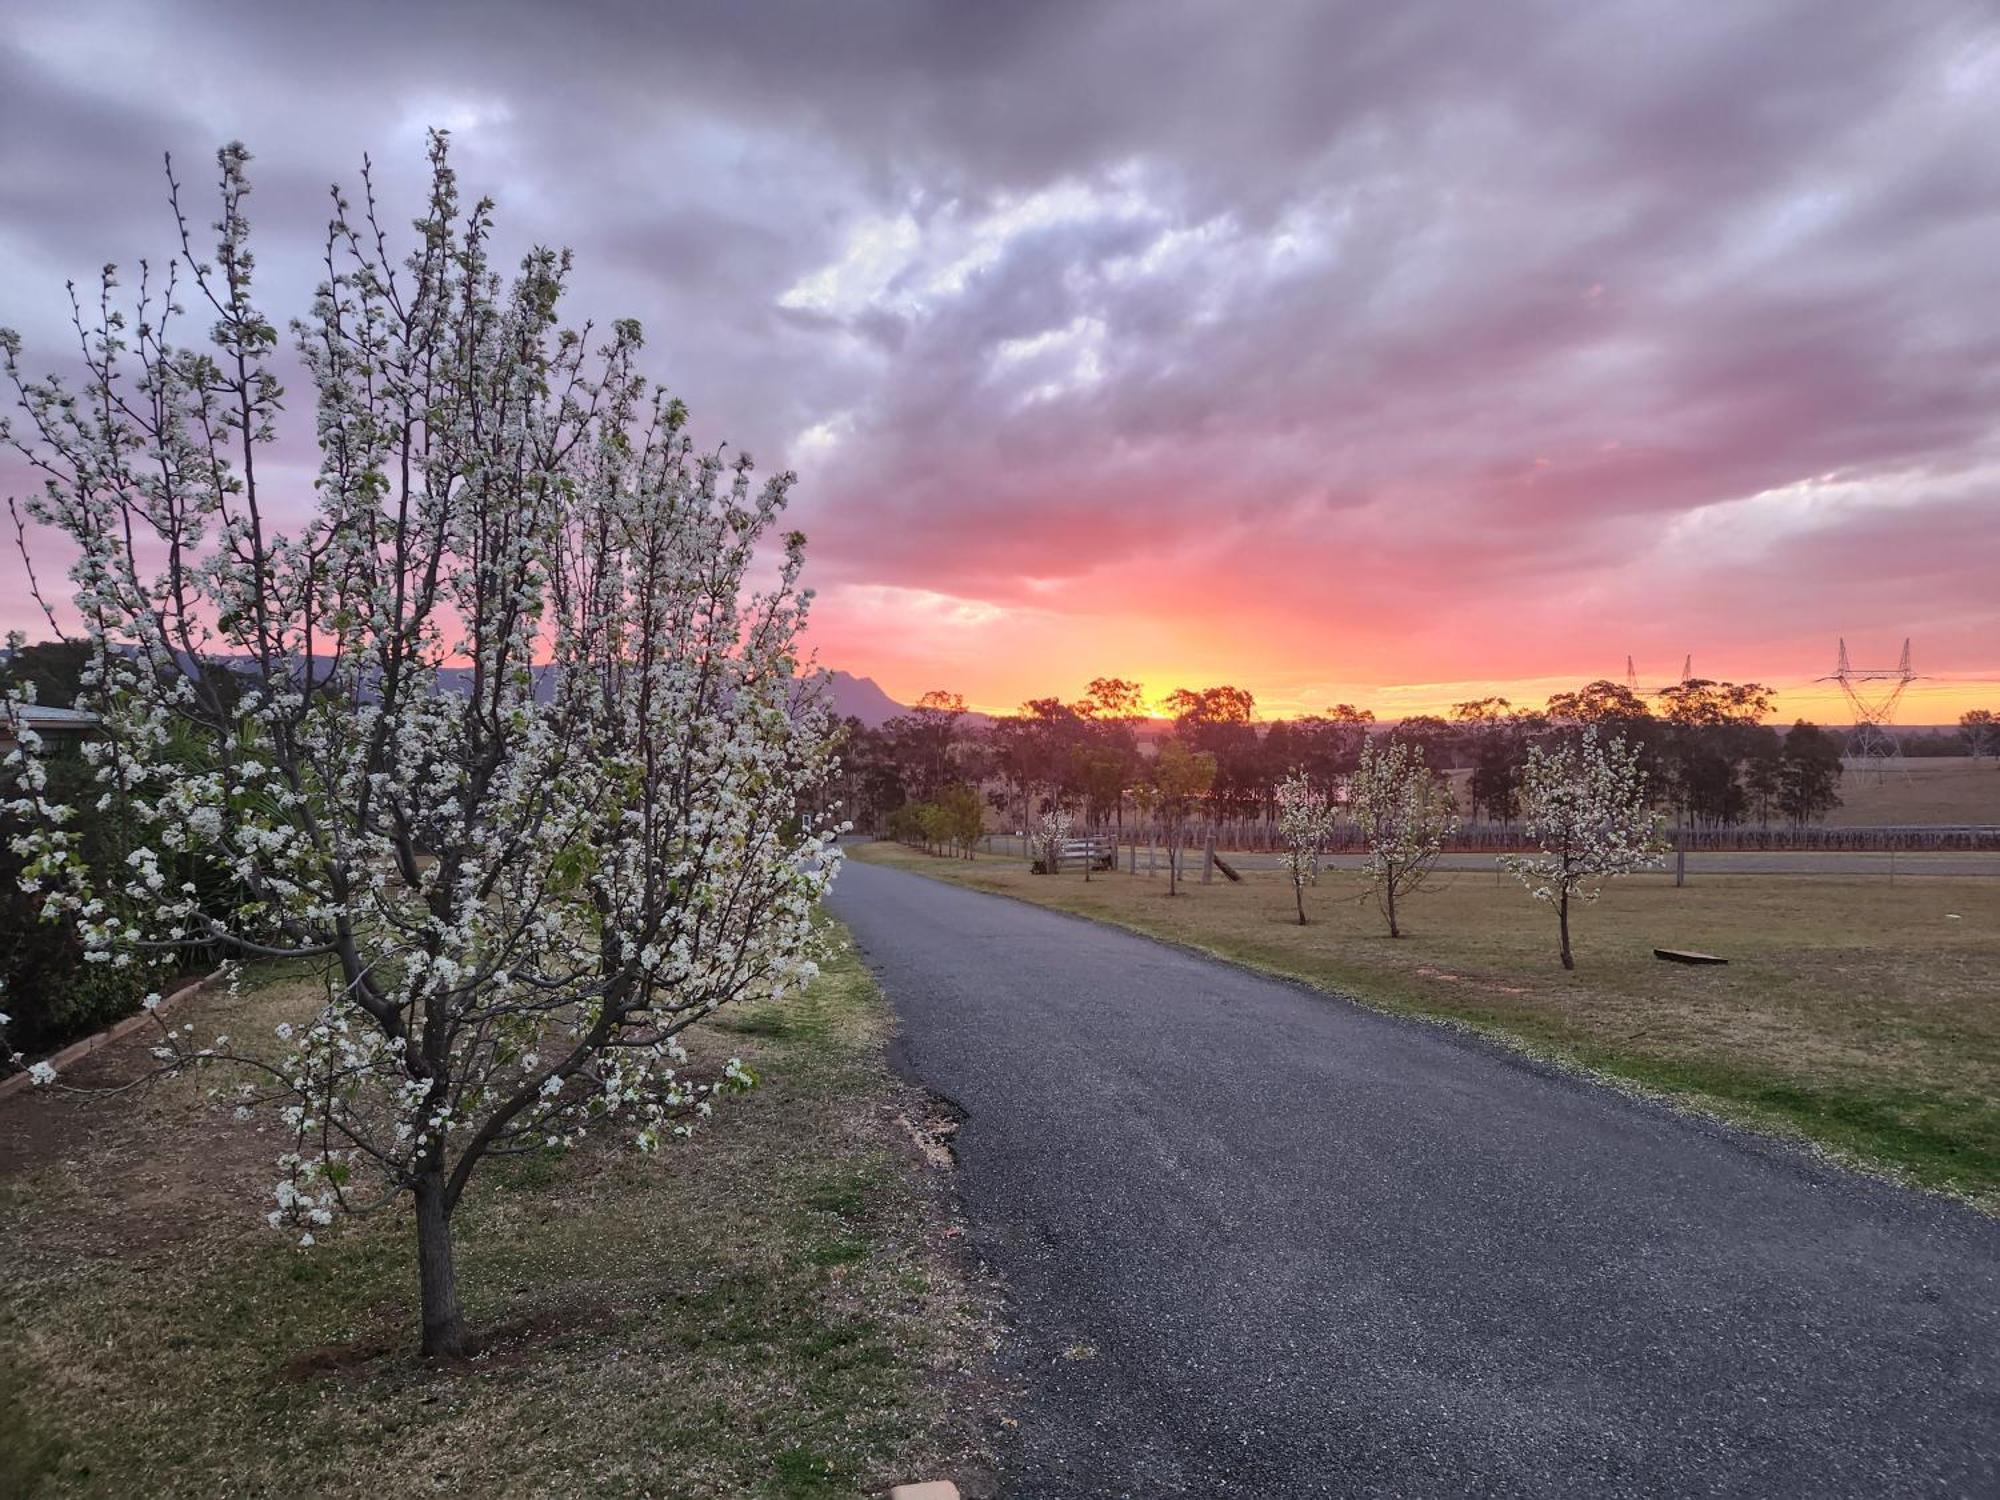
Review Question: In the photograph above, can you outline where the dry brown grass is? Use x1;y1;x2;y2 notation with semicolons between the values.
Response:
857;841;2000;1206
1434;755;1999;826
0;929;1003;1499
1821;755;2000;826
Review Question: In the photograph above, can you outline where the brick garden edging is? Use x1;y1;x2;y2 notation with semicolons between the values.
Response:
0;966;226;1101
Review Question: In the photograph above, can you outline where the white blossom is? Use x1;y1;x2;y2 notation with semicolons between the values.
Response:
0;136;843;1355
1274;770;1338;925
1035;805;1075;874
1500;728;1667;969
1345;738;1455;938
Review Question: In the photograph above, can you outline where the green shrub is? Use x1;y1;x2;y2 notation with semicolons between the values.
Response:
0;753;158;1057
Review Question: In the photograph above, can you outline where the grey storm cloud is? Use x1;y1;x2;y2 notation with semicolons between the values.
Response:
1;0;1997;686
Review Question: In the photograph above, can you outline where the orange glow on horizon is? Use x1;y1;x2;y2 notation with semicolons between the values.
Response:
800;576;2000;730
852;668;2000;728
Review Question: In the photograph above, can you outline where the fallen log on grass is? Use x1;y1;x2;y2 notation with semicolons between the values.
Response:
1654;948;1728;965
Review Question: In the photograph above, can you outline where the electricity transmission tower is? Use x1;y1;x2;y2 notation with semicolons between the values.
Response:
1820;639;1916;779
1623;655;1693;694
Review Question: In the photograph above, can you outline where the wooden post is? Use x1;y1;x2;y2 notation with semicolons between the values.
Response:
1201;825;1216;884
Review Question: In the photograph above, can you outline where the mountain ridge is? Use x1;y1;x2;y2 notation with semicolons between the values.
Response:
817;669;909;728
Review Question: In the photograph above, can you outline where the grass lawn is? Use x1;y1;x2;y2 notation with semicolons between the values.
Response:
855;840;2000;1208
1431;754;2000;828
1820;755;2000;826
0;922;999;1499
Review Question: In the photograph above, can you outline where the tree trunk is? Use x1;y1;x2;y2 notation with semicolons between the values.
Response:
415;1171;469;1357
1558;889;1574;970
1294;877;1307;925
1386;875;1400;938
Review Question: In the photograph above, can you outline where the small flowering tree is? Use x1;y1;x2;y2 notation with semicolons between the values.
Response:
1150;740;1216;895
1346;738;1454;937
0;137;842;1356
1501;728;1666;969
1274;769;1336;925
1035;805;1075;875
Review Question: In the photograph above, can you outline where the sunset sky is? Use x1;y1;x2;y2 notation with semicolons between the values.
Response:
2;1;1997;722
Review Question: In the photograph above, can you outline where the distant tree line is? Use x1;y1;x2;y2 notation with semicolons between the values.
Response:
852;678;1683;968
824;670;1968;848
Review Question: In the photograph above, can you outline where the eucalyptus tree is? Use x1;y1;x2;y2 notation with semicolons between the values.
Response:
1454;697;1532;825
1654;678;1773;832
1078;675;1144;846
1164;685;1260;819
1960;709;1995;760
883;689;970;802
1777;721;1844;826
1;137;841;1356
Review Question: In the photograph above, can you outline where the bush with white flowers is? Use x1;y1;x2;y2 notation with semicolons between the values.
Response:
1;136;842;1355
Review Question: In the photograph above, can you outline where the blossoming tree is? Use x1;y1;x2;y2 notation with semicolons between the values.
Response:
1346;738;1454;937
1501;728;1666;969
1035;804;1075;874
1274;769;1336;925
0;137;842;1355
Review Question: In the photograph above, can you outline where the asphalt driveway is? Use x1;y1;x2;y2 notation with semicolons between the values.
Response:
828;856;2000;1498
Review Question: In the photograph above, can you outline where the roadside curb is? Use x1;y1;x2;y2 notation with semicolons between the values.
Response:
0;965;226;1101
